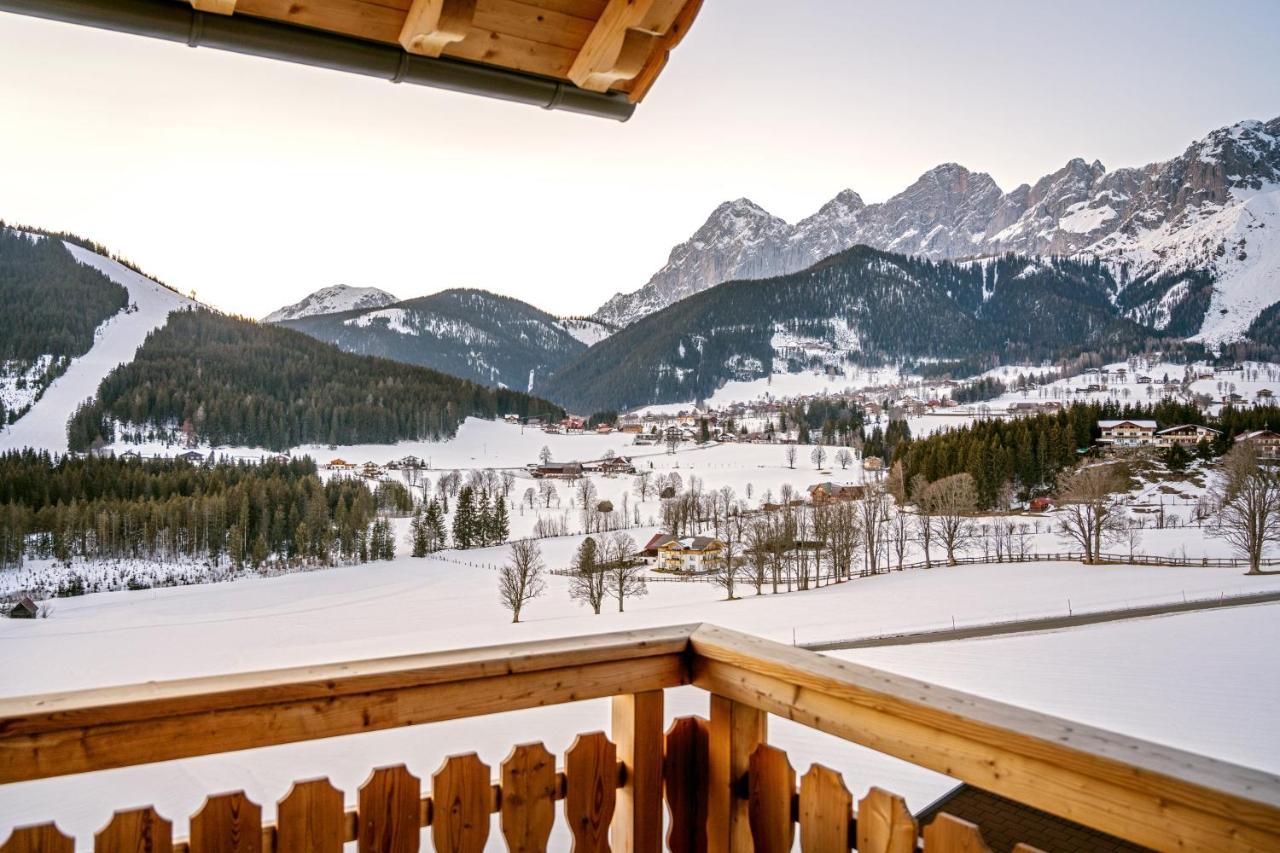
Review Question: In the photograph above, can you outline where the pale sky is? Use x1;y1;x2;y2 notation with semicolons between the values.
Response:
1;1;1278;319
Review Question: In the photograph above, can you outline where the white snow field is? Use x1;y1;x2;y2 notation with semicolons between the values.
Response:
3;543;1280;846
0;241;197;453
834;602;1280;778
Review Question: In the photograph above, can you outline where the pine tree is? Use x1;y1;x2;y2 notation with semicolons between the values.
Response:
453;486;476;549
411;508;428;557
425;499;447;550
476;490;492;546
492;495;510;545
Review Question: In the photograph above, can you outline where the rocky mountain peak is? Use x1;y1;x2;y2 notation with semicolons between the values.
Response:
264;284;398;323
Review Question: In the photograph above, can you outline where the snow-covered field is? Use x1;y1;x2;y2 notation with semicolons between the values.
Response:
0;242;197;454
835;602;1280;777
4;536;1279;846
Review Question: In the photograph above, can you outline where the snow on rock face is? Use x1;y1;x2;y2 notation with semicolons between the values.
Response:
594;115;1280;341
263;284;398;323
0;242;199;453
555;317;615;346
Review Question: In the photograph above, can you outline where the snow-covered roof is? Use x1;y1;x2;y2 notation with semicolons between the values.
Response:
1155;424;1220;435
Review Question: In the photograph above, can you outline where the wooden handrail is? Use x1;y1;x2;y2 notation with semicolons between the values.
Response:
2;623;1279;851
0;625;694;783
690;623;1280;852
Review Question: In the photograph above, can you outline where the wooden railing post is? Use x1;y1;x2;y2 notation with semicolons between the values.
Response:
612;690;664;853
707;695;766;853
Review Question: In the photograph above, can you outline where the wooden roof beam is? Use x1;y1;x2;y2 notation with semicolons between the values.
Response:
568;0;686;93
399;0;477;58
189;0;236;13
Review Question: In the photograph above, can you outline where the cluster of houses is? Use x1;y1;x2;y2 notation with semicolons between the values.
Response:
326;455;426;480
1097;420;1280;458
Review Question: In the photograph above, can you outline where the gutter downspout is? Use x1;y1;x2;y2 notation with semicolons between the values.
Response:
0;0;636;121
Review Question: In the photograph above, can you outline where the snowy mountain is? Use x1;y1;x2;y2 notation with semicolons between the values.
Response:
555;317;618;346
551;247;1164;413
278;289;589;391
263;284;398;323
594;116;1280;343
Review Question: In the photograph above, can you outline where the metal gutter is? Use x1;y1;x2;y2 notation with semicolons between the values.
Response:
0;0;636;121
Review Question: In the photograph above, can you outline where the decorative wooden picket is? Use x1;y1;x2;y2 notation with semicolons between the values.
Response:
3;625;1277;852
0;720;1047;853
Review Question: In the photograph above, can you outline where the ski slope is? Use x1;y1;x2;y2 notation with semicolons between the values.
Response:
0;242;197;453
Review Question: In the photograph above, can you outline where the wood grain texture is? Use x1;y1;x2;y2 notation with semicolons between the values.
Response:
399;0;477;56
1;824;74;853
662;716;708;853
707;695;765;853
798;765;851;853
921;814;991;853
565;732;617;852
277;779;344;853
855;788;915;853
690;623;1280;852
0;626;689;784
746;745;795;853
501;743;557;853
189;793;261;853
95;808;173;853
359;766;421;853
430;753;491;853
610;691;663;853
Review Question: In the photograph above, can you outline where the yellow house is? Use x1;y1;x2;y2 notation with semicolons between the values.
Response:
658;536;724;574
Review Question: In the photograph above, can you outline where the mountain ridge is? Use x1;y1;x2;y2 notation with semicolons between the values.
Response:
593;115;1280;343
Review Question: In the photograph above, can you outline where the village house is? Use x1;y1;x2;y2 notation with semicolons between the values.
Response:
503;414;521;424
658;536;724;574
327;458;355;471
176;450;207;465
533;462;583;479
632;432;661;445
862;456;884;473
1236;429;1280;460
595;424;614;435
598;456;636;476
1097;419;1158;448
639;532;677;561
1155;424;1220;447
806;482;866;505
1257;388;1275;401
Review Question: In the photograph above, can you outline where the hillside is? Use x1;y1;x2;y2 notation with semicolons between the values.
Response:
0;228;130;425
0;233;198;452
69;309;564;452
594;116;1280;344
277;288;588;391
547;247;1171;412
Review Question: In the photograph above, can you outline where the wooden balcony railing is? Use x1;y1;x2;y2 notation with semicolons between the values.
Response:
1;623;1278;852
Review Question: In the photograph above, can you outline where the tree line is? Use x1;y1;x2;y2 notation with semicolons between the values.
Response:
0;451;386;574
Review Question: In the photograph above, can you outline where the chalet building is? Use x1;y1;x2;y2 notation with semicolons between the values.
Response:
862;456;884;472
633;432;661;445
1097;419;1157;447
807;482;866;505
533;462;583;479
393;455;425;469
562;416;586;431
620;423;645;434
639;532;677;560
503;414;521;424
1155;424;1220;447
598;456;636;475
1136;375;1153;384
658;536;724;574
1236;430;1280;460
327;458;355;470
1258;389;1275;401
176;450;206;464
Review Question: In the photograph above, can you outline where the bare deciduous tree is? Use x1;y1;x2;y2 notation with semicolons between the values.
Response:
633;470;653;502
538;479;558;509
835;448;853;470
858;481;889;574
539;445;552;465
784;445;797;469
810;445;827;469
604;533;646;611
1213;440;1280;574
712;508;746;600
499;539;546;623
1054;463;1128;563
923;473;979;566
909;474;934;567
